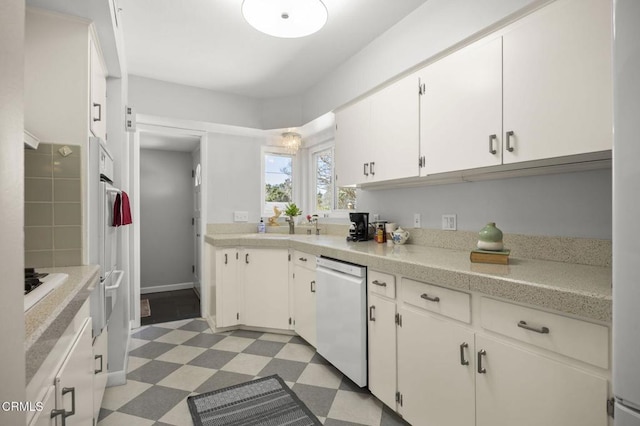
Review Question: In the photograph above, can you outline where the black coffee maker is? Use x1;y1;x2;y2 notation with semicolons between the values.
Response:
347;212;371;241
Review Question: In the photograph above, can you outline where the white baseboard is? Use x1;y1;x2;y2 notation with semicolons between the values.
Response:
140;282;194;294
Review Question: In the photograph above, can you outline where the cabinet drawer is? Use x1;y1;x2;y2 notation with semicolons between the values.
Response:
368;270;395;299
293;251;316;269
480;297;609;368
401;278;470;323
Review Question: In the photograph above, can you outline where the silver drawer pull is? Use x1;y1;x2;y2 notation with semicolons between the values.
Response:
299;257;307;262
421;293;440;303
517;320;550;334
372;280;387;287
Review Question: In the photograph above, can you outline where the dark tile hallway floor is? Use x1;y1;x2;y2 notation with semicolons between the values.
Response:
140;289;200;326
98;318;409;426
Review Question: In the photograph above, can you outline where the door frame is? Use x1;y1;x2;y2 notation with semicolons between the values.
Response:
130;118;208;328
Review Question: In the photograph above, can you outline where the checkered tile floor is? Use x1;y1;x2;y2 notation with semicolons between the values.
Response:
98;318;409;426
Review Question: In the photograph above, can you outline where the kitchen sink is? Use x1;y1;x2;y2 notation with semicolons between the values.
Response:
24;273;68;312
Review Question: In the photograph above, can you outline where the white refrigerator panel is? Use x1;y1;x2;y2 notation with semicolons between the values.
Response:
613;0;640;415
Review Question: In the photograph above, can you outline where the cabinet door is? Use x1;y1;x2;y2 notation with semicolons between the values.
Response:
335;99;371;186
420;37;502;175
370;74;420;182
89;39;107;141
55;318;94;426
216;249;240;328
243;249;290;330
397;308;475;426
367;293;397;410
92;327;109;422
293;266;317;347
475;334;608;426
28;386;56;426
502;0;612;163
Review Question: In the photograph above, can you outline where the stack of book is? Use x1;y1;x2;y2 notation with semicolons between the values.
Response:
470;249;510;265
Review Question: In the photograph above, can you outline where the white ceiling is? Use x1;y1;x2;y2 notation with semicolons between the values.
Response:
122;0;429;99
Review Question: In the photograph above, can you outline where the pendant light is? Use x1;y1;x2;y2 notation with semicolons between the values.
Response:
242;0;328;38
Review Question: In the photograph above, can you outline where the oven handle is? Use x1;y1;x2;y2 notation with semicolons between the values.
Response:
105;270;124;292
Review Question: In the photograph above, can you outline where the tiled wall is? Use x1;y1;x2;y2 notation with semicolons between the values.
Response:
25;143;82;267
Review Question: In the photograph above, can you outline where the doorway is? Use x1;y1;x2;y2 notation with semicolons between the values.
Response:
137;129;205;325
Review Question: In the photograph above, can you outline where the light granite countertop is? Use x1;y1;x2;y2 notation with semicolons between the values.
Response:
205;233;612;323
25;265;100;384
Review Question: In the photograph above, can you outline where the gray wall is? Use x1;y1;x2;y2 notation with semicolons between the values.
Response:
140;148;194;288
0;0;26;420
358;169;612;239
206;133;263;223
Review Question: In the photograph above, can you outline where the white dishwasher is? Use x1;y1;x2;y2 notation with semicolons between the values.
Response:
316;256;367;387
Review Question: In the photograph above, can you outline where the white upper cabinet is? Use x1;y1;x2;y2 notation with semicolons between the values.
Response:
335;99;371;186
370;74;420;182
90;38;107;141
419;37;503;175
502;0;612;163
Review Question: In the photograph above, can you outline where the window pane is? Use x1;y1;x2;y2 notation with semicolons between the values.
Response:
264;154;292;214
315;150;333;211
337;187;357;210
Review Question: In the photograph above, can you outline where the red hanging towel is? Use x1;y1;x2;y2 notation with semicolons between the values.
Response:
121;191;132;225
113;193;122;227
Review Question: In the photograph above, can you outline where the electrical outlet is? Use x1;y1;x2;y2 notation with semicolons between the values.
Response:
442;214;457;231
233;211;249;222
413;213;421;228
372;213;380;222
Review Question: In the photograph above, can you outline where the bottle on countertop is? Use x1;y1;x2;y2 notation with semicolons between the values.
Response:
258;218;266;233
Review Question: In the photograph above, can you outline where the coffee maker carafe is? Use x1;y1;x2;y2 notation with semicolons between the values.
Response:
347;212;371;241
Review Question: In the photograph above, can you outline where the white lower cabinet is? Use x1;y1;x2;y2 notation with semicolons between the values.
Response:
92;326;109;421
52;318;94;426
475;334;608;426
367;292;397;410
243;249;290;330
397;307;475;426
293;263;317;347
212;247;290;330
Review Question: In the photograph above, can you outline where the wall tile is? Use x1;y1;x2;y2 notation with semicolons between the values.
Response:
25;227;53;250
53;226;82;250
54;203;82;226
53;154;81;178
53;179;81;202
25;178;53;202
25;250;54;268
25;154;53;178
53;250;82;267
25;143;53;156
25;203;53;226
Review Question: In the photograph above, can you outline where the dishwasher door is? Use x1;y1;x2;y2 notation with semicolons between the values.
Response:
316;261;367;387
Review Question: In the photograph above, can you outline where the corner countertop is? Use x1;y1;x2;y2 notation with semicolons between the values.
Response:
25;265;100;385
205;233;612;323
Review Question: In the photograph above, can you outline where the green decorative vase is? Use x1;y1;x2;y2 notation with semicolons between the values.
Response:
477;222;504;251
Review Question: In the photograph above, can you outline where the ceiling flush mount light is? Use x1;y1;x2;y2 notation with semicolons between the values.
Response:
281;132;302;153
242;0;328;38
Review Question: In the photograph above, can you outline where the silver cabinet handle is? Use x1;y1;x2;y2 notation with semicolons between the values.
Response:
505;130;515;152
477;350;487;374
489;134;497;154
224;253;228;264
460;342;469;366
371;280;387;287
310;280;316;293
369;305;376;321
245;253;249;264
95;354;103;374
93;103;102;122
518;320;550;334
53;387;75;423
363;163;369;176
50;409;66;426
370;161;375;176
421;293;440;303
299;257;307;262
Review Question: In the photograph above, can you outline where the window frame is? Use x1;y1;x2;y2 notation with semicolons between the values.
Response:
260;145;299;218
307;141;355;218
